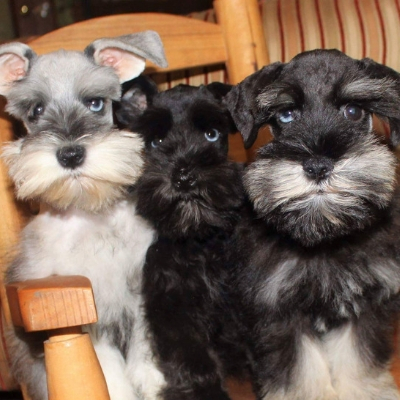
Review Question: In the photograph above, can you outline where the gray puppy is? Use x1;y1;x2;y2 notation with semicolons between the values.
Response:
224;49;400;399
0;32;167;400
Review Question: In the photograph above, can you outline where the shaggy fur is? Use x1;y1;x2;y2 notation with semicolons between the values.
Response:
0;34;167;400
224;49;400;400
117;81;245;399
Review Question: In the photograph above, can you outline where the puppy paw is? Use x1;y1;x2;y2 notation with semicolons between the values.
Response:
130;362;166;400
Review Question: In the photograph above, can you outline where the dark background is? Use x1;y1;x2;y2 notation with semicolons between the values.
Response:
8;0;214;38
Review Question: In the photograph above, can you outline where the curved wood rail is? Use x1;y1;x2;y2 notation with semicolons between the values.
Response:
28;13;227;74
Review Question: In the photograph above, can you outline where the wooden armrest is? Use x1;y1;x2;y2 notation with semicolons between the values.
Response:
6;276;110;400
6;275;97;332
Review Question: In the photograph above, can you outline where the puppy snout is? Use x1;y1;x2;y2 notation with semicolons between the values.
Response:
172;167;197;191
56;145;86;169
302;157;333;181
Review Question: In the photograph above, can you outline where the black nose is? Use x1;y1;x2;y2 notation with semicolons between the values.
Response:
172;167;197;191
303;157;334;181
56;145;86;169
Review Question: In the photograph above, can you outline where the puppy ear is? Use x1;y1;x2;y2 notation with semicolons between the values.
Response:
205;82;233;100
116;75;159;126
359;58;400;147
85;31;168;83
204;83;239;134
0;43;36;96
224;62;283;149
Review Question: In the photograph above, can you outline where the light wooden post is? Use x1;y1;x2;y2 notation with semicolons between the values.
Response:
214;0;269;85
6;275;110;400
0;100;25;391
45;330;109;400
214;0;271;160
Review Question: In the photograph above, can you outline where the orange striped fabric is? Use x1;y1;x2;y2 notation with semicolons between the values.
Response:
163;0;400;86
261;0;400;70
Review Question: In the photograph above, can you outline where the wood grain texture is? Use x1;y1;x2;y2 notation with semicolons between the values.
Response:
45;333;110;400
27;13;227;73
214;0;269;85
6;276;97;332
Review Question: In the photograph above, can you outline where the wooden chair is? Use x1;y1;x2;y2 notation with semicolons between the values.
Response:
0;1;266;399
4;0;400;398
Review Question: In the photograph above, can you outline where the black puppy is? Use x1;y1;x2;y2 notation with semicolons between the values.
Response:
224;49;400;400
117;81;244;400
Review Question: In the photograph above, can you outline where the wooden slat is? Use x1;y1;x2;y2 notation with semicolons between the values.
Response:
45;332;110;400
27;13;227;73
6;276;97;332
214;0;269;84
0;101;25;328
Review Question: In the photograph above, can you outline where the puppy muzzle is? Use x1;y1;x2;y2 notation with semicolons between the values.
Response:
172;167;197;191
56;145;86;169
303;156;334;182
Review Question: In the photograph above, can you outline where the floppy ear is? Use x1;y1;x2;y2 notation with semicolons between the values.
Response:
116;75;159;126
359;58;400;147
223;62;283;149
0;43;36;96
204;82;239;134
205;82;233;99
85;31;168;83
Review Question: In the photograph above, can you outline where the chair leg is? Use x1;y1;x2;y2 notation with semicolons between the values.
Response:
45;328;110;400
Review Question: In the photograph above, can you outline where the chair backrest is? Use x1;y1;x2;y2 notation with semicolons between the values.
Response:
0;2;267;395
27;13;228;73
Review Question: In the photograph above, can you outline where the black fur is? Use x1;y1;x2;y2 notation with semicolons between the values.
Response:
118;81;245;399
225;50;400;399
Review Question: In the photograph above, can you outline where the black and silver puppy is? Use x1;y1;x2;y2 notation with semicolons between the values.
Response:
224;49;400;400
117;81;244;400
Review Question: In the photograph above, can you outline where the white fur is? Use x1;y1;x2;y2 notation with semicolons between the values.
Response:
325;324;400;400
10;200;156;400
93;336;136;399
2;130;144;212
126;302;166;400
262;324;400;400
246;136;396;219
262;334;337;400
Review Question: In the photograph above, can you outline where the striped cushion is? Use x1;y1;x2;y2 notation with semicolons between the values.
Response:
261;0;400;70
190;0;400;70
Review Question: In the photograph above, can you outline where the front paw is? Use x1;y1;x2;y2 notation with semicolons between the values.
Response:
130;361;166;400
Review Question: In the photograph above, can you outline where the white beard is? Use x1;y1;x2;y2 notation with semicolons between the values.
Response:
6;199;163;400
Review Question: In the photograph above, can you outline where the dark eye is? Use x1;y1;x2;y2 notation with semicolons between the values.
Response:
32;103;45;117
151;138;163;148
277;109;294;123
87;98;104;112
343;104;364;121
204;128;220;142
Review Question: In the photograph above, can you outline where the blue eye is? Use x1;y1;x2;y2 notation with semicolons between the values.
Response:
278;109;294;123
343;104;364;121
87;98;104;112
151;138;163;148
204;129;220;142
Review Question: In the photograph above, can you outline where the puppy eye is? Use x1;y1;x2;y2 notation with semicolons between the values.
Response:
343;104;364;121
151;138;163;148
32;103;45;118
86;98;104;112
277;109;294;123
204;128;220;142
